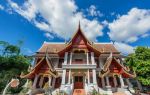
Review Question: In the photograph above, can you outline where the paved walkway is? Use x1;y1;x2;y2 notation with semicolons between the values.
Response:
73;89;85;95
113;92;126;95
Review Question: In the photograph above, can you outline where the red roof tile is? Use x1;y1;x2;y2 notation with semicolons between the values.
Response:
37;42;120;53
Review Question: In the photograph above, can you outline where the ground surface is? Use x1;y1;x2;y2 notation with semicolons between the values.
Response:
73;89;85;95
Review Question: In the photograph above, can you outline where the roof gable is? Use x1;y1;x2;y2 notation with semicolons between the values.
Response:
100;53;136;78
20;54;58;79
37;23;120;55
68;22;91;45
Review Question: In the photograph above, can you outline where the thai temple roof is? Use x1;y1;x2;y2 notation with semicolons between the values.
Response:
99;53;136;78
21;23;135;79
20;54;58;79
37;42;119;54
37;23;120;55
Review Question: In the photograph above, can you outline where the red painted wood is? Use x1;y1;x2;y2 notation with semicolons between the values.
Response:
74;76;83;89
74;82;83;89
55;77;61;88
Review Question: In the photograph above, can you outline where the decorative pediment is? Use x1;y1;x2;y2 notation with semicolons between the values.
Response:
69;22;91;46
58;23;101;56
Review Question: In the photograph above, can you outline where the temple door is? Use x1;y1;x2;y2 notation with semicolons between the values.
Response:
74;76;83;89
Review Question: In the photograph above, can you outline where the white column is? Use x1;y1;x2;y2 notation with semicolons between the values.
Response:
113;76;117;87
64;52;68;65
33;74;39;88
105;77;113;95
87;52;89;65
91;52;97;85
126;79;133;88
92;69;97;85
68;69;71;84
48;76;52;87
52;78;56;88
87;69;90;84
69;52;72;65
101;77;105;88
62;52;68;84
72;76;74;83
91;52;95;64
61;70;66;85
60;52;68;89
119;75;125;87
39;75;44;88
106;76;110;86
99;58;104;69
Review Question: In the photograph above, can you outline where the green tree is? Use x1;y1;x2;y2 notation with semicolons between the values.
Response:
0;41;31;94
126;46;150;86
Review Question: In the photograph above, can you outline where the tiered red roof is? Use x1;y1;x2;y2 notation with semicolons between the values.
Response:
20;54;58;79
37;23;120;57
99;53;136;78
37;43;119;54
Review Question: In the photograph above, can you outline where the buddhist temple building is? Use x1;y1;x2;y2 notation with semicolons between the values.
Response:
21;23;136;95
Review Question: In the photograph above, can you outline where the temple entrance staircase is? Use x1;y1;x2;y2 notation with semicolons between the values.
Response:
73;89;85;95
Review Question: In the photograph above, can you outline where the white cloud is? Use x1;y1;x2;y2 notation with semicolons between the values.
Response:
8;0;37;21
44;33;54;40
7;0;103;41
110;12;115;16
108;8;150;43
114;42;134;55
23;48;33;55
102;20;109;26
87;5;103;17
141;33;150;38
0;4;4;10
34;21;51;32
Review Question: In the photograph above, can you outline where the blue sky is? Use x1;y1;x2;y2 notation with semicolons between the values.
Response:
0;0;150;55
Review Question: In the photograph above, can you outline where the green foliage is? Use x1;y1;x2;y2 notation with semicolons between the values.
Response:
4;45;20;55
0;41;32;93
126;46;150;86
91;88;101;95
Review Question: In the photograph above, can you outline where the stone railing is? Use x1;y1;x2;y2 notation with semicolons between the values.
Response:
62;64;96;69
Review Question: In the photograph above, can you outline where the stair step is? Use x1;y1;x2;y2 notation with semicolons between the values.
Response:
73;89;85;95
113;92;127;95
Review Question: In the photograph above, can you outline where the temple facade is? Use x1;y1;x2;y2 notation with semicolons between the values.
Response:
21;24;136;95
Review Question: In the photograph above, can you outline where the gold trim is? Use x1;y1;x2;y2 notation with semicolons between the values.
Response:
72;48;87;53
20;57;45;78
99;69;110;78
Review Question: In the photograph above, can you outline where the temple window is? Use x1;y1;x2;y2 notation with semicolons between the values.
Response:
72;50;87;64
58;59;64;68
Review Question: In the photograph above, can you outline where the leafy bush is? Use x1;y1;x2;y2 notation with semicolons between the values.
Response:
126;46;150;86
0;41;32;93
